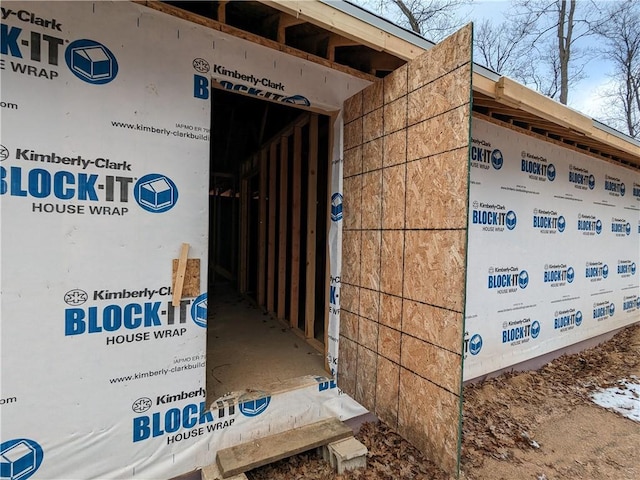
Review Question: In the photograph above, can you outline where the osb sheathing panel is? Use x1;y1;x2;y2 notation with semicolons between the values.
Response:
337;336;357;397
401;334;462;394
340;283;360;315
172;258;200;298
362;137;383;173
343;116;363;150
358;316;379;352
362;108;384;143
380;230;404;297
342;175;362;231
360;231;381;291
341;230;361;286
398;369;461;473
355;344;377;410
383;129;407;168
379;324;401;364
406;106;470;162
379;293;402;330
407;24;473;92
343;91;363;123
382;165;405;229
407;64;472;126
383;63;408;104
343;145;363;178
403;229;466;312
375;356;400;428
359;287;380;323
360;171;382;229
340;23;472;475
384;96;408;134
340;310;358;340
363;79;384;114
405;149;469;229
403;300;463;353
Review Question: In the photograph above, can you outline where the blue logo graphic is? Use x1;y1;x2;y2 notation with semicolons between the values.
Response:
566;267;575;283
609;303;615;316
588;174;595;190
531;320;541;338
632;263;637;275
557;215;566;232
0;439;44;480
518;270;529;289
505;210;517;230
575;311;583;326
547;163;556;181
637;297;640;309
190;293;207;328
331;193;343;222
621;183;626;196
595;219;603;234
603;264;609;278
282;95;311;107
491;149;503;170
626;222;631;235
469;334;483;355
65;39;118;85
134;174;179;213
239;396;271;417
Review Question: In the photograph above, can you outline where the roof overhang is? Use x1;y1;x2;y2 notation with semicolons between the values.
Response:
264;0;640;168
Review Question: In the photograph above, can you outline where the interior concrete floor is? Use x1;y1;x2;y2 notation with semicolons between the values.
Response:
206;281;328;404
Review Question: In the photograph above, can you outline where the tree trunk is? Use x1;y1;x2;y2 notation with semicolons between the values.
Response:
557;0;576;105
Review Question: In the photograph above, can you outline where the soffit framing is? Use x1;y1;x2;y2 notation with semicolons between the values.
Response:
141;1;639;168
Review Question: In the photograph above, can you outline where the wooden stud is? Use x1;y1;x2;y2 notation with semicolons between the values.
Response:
289;125;303;328
267;142;278;313
277;136;289;319
217;0;228;24
277;13;305;44
239;177;249;293
305;115;319;339
172;243;190;307
327;34;359;62
258;150;268;306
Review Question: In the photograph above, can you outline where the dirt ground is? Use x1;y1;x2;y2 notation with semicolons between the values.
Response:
247;324;640;480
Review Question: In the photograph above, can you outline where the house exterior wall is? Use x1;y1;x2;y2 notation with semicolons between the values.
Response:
0;2;368;478
464;116;640;380
339;25;473;473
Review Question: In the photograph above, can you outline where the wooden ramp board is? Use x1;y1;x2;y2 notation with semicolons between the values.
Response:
216;418;353;478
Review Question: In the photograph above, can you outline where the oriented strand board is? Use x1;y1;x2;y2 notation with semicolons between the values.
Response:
339;23;472;476
172;258;201;298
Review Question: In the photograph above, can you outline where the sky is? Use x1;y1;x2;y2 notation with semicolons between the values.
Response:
467;0;613;121
354;0;618;123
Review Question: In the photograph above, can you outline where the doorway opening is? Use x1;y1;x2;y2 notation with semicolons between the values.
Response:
206;88;332;404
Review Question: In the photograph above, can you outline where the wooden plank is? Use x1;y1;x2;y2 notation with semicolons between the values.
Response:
264;0;426;62
172;259;200;298
172;243;190;307
267;142;278;313
305;115;318;339
217;0;227;23
277;136;289;319
258;150;268;306
289;126;302;328
238;178;249;293
216;418;352;478
277;13;305;44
